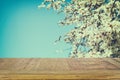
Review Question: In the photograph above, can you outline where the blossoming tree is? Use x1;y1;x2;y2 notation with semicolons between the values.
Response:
38;0;120;58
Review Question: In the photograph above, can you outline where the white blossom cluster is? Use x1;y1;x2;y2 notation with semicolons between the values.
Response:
38;0;120;58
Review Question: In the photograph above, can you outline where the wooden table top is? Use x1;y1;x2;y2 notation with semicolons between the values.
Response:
0;58;120;80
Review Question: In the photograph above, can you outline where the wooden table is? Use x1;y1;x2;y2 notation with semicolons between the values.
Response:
0;58;120;80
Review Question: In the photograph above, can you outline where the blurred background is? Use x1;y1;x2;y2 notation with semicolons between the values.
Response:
0;0;73;58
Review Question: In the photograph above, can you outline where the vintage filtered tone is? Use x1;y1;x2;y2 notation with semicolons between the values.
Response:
0;58;120;79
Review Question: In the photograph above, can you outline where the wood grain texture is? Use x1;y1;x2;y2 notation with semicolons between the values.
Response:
0;58;120;80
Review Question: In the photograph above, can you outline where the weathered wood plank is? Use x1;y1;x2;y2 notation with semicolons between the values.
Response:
103;58;120;69
0;58;120;80
0;71;120;80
